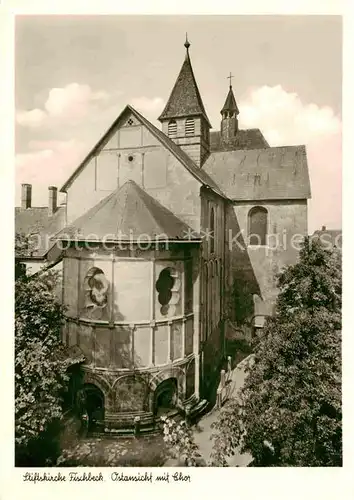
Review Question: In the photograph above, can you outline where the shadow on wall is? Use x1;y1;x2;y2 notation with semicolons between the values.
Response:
153;378;178;417
113;374;151;413
77;287;146;370
223;205;262;366
226;204;261;328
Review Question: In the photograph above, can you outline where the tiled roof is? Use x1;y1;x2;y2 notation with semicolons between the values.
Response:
56;180;200;242
203;145;311;200
221;86;239;114
210;129;270;152
158;50;211;126
60;105;225;199
15;207;49;235
15;205;66;258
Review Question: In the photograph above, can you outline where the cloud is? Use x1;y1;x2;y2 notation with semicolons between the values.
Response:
239;85;342;231
16;83;109;128
16;108;46;128
15;139;86;205
131;96;164;122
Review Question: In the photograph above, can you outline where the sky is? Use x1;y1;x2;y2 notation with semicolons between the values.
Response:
15;15;342;232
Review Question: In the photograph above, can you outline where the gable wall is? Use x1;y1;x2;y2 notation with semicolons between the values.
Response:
66;118;202;232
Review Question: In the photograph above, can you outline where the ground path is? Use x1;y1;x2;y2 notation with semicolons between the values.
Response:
194;356;252;466
164;355;254;467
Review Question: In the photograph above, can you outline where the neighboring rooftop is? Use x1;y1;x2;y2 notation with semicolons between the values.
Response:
15;206;51;236
311;226;342;250
203;145;311;201
56;180;200;242
15;205;66;257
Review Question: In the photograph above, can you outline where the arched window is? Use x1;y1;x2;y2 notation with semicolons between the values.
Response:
168;120;177;137
248;206;268;246
84;267;109;309
156;267;181;316
202;262;208;341
210;206;215;254
185;118;195;136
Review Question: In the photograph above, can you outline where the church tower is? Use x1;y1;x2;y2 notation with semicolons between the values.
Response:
220;76;239;145
159;36;211;167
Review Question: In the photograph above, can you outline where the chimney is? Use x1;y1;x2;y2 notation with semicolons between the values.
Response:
321;225;326;231
48;186;58;217
21;183;32;209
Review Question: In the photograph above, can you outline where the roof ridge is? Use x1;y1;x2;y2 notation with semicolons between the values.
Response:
55;179;199;242
130;106;226;198
66;189;117;232
210;144;306;154
116;181;130;236
130;182;169;237
60;104;225;199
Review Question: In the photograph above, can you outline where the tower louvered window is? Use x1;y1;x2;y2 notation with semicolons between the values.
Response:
168;120;177;137
185;118;195;136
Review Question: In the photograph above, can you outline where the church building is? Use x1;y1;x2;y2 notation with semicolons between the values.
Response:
15;38;311;433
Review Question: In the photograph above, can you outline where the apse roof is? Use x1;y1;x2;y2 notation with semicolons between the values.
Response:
56;180;200;242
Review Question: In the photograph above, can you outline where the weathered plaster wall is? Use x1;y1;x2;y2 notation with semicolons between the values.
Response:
62;243;201;415
228;199;308;318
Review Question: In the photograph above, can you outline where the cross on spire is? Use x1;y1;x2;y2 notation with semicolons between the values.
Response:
227;72;234;88
184;33;190;51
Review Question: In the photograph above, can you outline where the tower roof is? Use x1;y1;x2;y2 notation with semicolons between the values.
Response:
158;37;211;127
221;85;239;115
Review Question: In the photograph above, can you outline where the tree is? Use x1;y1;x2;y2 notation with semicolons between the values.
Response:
15;235;80;465
211;237;342;467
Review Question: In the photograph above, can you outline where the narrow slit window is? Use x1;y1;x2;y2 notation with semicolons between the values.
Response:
248;206;268;246
210;206;215;254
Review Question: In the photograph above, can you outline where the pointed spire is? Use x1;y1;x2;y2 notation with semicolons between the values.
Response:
221;75;239;115
158;36;211;127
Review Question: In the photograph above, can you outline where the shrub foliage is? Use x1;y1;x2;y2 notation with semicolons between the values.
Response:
211;237;342;466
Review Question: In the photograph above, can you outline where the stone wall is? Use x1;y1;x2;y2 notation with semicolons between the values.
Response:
199;186;227;396
161;116;210;166
227;199;308;321
62;243;204;425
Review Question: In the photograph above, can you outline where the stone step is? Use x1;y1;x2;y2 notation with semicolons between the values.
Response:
89;426;160;438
